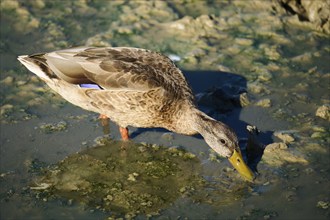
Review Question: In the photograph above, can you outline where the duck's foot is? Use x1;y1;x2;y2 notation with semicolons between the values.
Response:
99;114;109;125
99;114;110;134
119;127;129;141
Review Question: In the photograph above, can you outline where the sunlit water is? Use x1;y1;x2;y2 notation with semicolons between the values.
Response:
1;1;329;219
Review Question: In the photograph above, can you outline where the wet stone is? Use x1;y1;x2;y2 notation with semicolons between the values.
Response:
0;104;14;116
239;92;250;107
311;132;327;139
161;132;174;141
255;99;271;108
1;76;15;85
317;201;329;209
247;82;269;94
16;80;27;86
39;121;68;134
262;142;308;167
235;38;254;46
316;105;330;121
274;131;295;143
264;46;281;61
312;126;327;132
264;142;288;152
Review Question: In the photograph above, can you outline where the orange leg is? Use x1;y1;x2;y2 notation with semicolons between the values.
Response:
99;114;109;126
99;114;109;119
119;127;129;141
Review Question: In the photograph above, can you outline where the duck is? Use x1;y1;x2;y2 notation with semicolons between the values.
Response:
18;47;254;182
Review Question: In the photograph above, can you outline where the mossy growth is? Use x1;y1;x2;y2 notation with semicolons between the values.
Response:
31;139;204;217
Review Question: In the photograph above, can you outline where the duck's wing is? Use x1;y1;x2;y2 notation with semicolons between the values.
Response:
41;47;192;97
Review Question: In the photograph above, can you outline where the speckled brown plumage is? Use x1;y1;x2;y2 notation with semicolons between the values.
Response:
19;47;194;132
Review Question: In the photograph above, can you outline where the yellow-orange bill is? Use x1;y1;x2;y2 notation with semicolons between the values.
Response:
228;149;255;182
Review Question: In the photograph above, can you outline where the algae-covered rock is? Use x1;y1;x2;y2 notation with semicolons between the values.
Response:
39;121;68;134
262;142;308;167
31;140;203;216
316;105;330;121
317;201;329;210
0;0;40;34
274;131;295;143
275;0;330;34
255;99;272;108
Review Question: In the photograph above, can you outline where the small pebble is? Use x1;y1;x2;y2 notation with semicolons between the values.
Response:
274;131;295;143
316;105;330;121
0;104;14;115
1;76;14;85
16;80;27;86
161;132;174;141
304;168;314;174
311;132;326;139
138;146;147;152
264;142;288;152
317;201;329;209
255;99;271;108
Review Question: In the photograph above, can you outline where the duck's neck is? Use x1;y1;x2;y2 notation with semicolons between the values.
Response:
176;106;233;156
188;108;220;138
176;105;222;136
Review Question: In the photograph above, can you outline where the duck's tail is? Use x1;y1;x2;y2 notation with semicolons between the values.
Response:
17;55;57;80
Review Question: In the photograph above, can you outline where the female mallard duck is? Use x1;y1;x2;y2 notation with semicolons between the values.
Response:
18;47;254;181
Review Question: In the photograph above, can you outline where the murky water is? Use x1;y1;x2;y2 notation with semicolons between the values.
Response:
1;1;329;219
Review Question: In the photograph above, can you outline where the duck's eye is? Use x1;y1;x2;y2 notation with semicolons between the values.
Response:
220;139;226;144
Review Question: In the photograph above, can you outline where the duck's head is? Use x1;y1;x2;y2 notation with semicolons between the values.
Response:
192;111;255;182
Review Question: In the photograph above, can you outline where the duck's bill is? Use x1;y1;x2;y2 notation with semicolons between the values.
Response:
228;149;255;182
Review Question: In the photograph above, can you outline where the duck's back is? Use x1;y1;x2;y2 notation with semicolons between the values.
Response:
19;47;195;129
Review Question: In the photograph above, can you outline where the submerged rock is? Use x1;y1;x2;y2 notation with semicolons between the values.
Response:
316;105;330;121
265;142;289;152
275;0;330;34
274;131;295;143
247;82;270;95
255;98;272;108
0;76;15;85
317;201;329;210
262;142;308;167
31;140;203;216
38;121;68;134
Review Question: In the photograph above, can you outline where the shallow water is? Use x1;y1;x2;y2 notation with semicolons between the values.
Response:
1;1;329;219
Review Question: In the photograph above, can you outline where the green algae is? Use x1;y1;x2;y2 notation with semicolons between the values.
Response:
31;140;204;216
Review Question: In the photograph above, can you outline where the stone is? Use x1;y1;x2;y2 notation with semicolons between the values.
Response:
264;46;281;61
274;131;295;143
316;105;330;121
275;0;330;34
264;142;288;153
316;201;329;209
262;142;308;167
0;104;14;116
239;92;250;107
255;99;271;108
161;132;174;141
311;132;327;139
1;76;14;85
235;38;254;46
247;82;269;94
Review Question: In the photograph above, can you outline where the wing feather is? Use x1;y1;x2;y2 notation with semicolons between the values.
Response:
43;47;193;100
